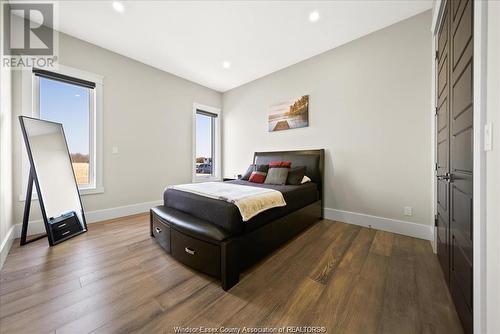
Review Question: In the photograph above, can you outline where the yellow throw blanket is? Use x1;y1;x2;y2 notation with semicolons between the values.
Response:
169;182;287;221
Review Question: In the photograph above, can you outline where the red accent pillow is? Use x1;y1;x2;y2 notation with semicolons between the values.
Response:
269;161;292;168
249;171;267;183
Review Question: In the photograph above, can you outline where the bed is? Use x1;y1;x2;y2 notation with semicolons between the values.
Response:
150;149;324;290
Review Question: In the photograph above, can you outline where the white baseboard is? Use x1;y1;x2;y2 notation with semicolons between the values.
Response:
12;200;163;237
324;208;434;241
85;200;162;224
0;200;162;270
0;225;15;269
2;202;433;270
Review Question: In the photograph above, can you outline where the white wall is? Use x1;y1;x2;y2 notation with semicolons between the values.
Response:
223;11;432;228
11;32;222;226
486;2;500;333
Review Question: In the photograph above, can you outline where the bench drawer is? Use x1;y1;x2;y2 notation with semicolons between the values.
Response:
151;211;171;253
171;229;220;277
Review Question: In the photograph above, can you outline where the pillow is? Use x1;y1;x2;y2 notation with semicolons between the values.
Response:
248;164;269;183
241;164;255;180
301;175;312;184
287;166;306;185
264;161;291;185
269;161;292;168
264;168;289;185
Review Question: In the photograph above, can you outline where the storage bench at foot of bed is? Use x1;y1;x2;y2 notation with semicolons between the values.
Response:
171;229;221;278
150;206;232;285
150;201;321;291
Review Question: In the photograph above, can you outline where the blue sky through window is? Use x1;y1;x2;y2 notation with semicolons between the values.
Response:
196;113;212;159
39;77;90;155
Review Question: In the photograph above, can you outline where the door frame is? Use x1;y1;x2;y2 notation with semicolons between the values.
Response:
430;1;488;333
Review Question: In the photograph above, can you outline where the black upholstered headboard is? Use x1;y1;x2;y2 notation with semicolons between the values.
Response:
253;149;325;200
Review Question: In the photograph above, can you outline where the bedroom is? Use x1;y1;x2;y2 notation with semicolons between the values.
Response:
0;1;499;333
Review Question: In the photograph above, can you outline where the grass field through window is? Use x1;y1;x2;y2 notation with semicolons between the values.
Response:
72;162;89;185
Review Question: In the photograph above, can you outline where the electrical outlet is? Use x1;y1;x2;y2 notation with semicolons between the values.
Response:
112;146;119;154
404;206;413;216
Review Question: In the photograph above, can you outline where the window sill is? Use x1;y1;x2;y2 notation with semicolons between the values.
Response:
18;186;105;202
80;186;105;196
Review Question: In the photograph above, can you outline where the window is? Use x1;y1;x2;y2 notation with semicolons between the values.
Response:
193;104;221;182
22;65;104;197
195;111;215;176
38;74;93;186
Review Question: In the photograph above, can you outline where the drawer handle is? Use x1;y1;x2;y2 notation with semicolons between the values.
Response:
58;223;67;228
61;230;70;236
155;227;162;234
185;247;196;255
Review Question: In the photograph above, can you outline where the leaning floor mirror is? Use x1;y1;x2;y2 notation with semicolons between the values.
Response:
19;116;87;246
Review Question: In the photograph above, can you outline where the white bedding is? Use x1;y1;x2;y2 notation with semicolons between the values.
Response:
168;182;286;221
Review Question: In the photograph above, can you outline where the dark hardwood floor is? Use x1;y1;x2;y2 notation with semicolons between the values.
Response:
0;214;463;334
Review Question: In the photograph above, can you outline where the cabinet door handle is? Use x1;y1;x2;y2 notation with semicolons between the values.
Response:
58;223;67;228
185;247;196;255
155;227;161;234
61;231;70;236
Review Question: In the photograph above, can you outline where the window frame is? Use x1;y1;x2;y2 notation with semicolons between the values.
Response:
20;65;104;201
192;103;221;183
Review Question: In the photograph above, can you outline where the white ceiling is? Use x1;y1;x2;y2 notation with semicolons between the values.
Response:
53;1;432;92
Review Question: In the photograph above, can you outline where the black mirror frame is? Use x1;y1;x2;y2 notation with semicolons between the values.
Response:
19;116;88;246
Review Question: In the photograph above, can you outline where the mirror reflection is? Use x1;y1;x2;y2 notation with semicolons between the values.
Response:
21;117;86;230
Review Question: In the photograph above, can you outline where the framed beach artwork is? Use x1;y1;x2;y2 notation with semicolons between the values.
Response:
268;95;309;132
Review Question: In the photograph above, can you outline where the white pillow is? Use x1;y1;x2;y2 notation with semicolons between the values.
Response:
301;175;312;184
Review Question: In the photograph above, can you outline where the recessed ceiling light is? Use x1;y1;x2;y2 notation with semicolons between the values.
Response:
309;11;320;22
222;61;231;69
112;1;125;13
